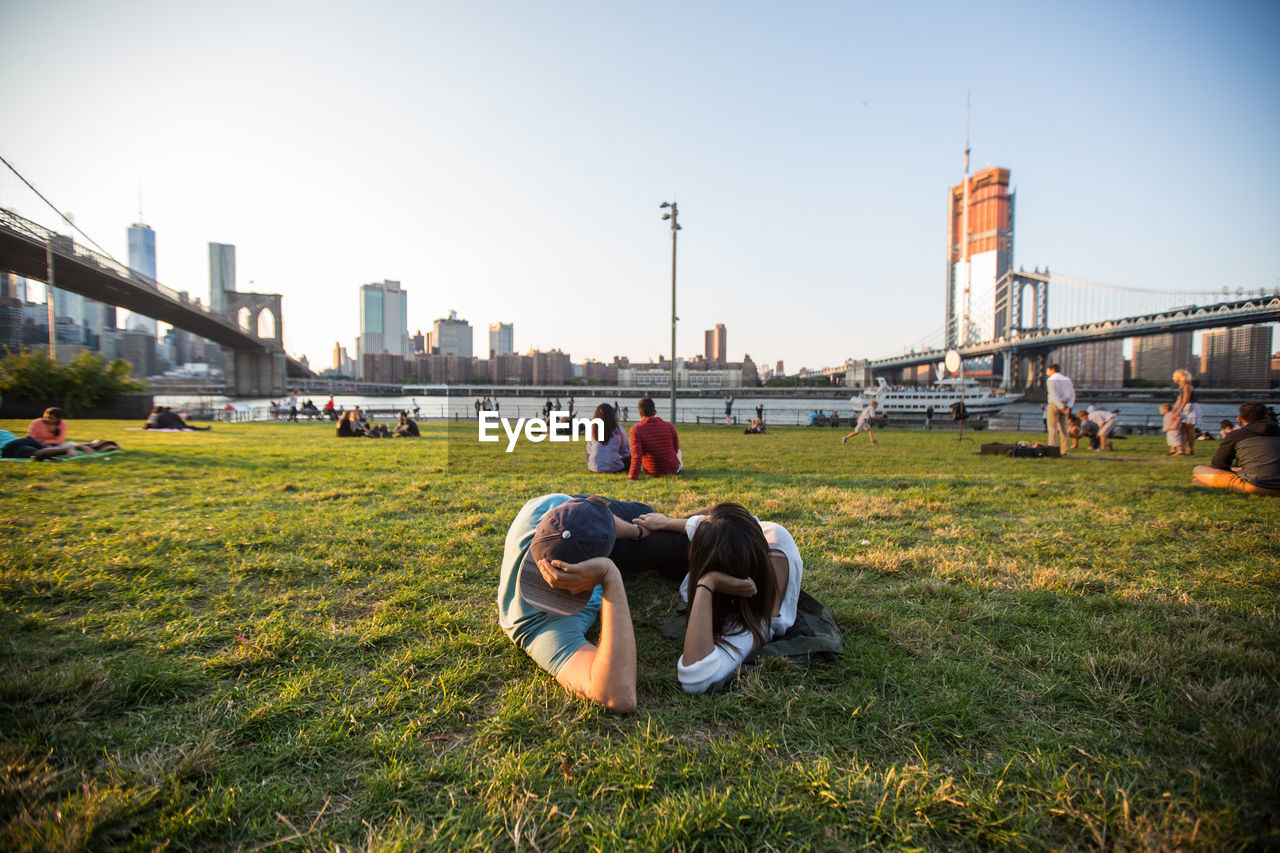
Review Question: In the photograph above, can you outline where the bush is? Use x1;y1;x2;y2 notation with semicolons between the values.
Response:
0;349;146;410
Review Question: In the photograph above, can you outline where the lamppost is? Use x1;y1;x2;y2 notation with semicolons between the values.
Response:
660;201;680;423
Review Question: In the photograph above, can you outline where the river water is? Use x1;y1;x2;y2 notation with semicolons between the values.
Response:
155;390;1275;430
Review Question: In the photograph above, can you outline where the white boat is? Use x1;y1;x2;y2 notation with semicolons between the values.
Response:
850;377;1020;418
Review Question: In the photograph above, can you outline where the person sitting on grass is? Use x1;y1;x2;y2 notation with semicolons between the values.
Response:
628;396;681;480
635;502;804;694
743;418;766;434
842;401;879;446
1218;419;1235;440
498;495;653;713
336;410;370;437
393;411;420;437
1192;402;1280;496
27;407;70;447
586;403;630;473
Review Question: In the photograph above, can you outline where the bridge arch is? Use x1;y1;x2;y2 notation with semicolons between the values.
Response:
225;292;283;347
256;308;276;340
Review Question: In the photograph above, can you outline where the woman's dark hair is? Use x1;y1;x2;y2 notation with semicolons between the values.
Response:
44;407;65;420
687;502;777;651
593;403;619;442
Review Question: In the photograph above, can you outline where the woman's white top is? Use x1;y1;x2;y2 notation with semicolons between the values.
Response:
676;515;803;693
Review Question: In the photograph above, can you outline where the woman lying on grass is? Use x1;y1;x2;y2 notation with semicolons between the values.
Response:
636;503;803;694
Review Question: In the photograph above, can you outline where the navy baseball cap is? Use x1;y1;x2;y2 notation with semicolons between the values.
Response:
518;497;617;615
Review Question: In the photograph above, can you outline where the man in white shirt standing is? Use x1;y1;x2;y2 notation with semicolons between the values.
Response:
1045;363;1076;455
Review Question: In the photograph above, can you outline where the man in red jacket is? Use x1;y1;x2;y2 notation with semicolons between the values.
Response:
628;397;682;480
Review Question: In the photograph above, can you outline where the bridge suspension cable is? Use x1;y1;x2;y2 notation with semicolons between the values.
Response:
0;153;118;262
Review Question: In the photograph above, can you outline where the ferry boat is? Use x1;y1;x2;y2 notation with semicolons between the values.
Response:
850;377;1020;418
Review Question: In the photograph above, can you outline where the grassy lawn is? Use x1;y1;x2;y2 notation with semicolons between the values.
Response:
1;418;1276;851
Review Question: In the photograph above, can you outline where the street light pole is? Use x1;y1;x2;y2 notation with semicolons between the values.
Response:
660;202;680;423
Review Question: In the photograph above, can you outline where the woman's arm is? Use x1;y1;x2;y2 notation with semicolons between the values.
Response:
682;571;757;663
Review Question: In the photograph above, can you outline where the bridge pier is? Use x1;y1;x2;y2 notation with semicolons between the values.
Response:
225;349;286;397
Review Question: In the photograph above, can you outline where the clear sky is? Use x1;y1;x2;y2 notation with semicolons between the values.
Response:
2;0;1277;372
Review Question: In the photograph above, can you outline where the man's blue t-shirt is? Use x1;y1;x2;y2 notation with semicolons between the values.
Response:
497;494;603;676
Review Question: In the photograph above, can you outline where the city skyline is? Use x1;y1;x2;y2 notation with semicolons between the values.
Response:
1;2;1277;372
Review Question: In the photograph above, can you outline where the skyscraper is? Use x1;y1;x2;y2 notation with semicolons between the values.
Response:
946;167;1014;347
433;311;473;358
126;222;158;335
1130;331;1192;383
357;280;409;377
1199;325;1273;387
209;243;236;315
0;272;27;302
704;324;727;363
489;322;514;357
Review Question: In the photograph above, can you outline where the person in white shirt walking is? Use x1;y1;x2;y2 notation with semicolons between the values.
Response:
1045;364;1076;455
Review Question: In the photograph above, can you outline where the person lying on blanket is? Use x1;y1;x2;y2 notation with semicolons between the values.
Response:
0;431;120;460
635;502;804;694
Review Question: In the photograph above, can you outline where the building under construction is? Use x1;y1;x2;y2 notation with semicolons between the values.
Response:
945;165;1015;349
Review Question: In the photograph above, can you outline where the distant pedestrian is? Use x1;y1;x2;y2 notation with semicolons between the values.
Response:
842;401;879;446
1160;404;1182;455
1170;369;1201;456
755;403;764;423
724;394;735;425
925;405;934;430
1045;364;1075;455
1086;407;1119;450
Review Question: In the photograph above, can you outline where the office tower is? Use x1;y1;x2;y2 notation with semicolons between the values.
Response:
776;360;784;377
946;166;1014;347
433;311;473;358
356;280;410;377
0;272;27;302
1200;325;1273;387
209;243;236;315
1050;339;1124;387
489;322;514;357
704;323;727;363
1130;331;1192;383
126;222;158;335
51;287;85;340
0;297;22;353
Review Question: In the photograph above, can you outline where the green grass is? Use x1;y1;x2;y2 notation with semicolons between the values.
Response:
1;419;1276;851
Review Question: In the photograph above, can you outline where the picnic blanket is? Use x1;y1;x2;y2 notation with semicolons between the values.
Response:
1;450;123;463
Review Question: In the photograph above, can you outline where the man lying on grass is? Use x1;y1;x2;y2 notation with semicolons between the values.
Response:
498;495;805;709
498;495;645;712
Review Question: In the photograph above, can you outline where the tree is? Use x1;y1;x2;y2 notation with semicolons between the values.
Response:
0;349;146;410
